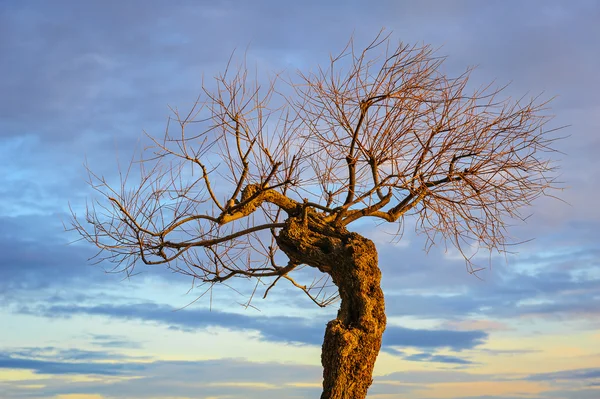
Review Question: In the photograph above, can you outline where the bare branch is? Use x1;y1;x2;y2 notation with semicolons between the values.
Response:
70;35;561;308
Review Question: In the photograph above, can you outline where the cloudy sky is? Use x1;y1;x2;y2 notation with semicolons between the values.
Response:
1;1;599;398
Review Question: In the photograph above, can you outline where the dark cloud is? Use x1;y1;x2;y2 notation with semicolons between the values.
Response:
376;369;501;384
20;300;489;351
3;347;149;363
384;349;476;365
0;353;145;376
526;367;600;382
0;213;123;298
403;353;474;365
24;301;328;345
0;350;322;399
0;345;321;378
384;326;487;351
478;348;541;356
88;333;144;349
543;389;600;399
417;397;544;399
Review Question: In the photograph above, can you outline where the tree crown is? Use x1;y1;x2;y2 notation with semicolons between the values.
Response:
70;34;560;306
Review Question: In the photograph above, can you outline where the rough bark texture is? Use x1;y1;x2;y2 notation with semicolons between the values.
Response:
276;215;387;399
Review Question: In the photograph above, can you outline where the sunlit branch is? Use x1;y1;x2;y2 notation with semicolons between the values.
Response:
70;34;560;309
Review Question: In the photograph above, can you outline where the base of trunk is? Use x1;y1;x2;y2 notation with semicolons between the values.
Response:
320;318;384;398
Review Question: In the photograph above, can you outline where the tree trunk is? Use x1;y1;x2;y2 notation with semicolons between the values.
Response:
276;217;387;399
320;232;386;399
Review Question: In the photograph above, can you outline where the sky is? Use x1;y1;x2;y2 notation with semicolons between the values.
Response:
1;1;599;398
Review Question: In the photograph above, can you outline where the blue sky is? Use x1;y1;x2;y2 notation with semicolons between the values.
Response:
1;1;599;398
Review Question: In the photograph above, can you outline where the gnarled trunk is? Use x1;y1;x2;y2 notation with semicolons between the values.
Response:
320;232;386;398
276;217;387;399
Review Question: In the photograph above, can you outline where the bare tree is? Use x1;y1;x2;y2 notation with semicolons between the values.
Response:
69;34;560;399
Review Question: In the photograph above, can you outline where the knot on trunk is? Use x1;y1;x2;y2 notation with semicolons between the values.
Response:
275;216;346;274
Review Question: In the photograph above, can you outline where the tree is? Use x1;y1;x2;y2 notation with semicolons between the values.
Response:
69;34;559;399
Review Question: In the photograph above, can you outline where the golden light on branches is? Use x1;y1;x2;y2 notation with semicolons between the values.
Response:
69;33;560;306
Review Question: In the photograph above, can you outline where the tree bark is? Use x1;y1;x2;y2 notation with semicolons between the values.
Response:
276;217;386;399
